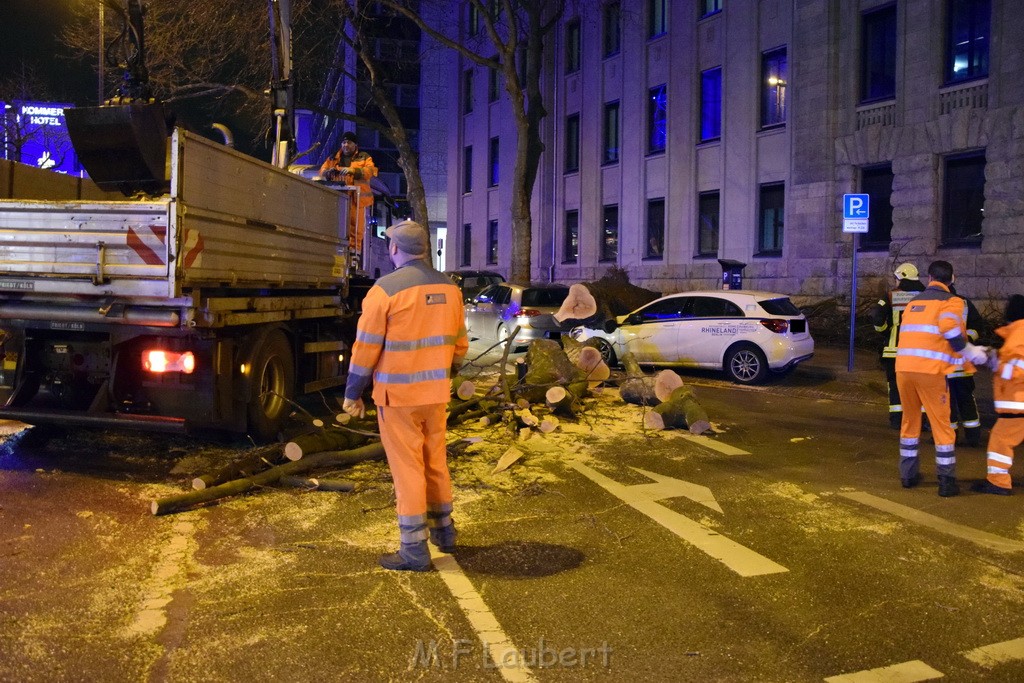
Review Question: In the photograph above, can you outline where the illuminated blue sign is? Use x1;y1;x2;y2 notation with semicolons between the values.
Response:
1;101;81;175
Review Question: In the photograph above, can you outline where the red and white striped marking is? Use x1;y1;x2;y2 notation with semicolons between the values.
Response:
126;224;167;266
182;228;205;268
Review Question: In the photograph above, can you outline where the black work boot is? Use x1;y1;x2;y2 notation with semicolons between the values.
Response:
970;480;1012;496
379;540;432;572
938;475;960;497
901;474;921;489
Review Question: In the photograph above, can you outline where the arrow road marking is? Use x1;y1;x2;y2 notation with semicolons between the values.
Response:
838;491;1024;553
824;659;944;682
569;461;787;577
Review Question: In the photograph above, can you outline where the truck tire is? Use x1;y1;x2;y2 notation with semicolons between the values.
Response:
247;331;294;442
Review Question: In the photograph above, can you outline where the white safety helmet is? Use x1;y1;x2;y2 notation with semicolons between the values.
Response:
894;263;919;281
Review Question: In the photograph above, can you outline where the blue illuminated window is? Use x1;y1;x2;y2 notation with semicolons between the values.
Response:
487;220;498;264
701;0;723;18
488;137;499;187
946;0;989;83
648;85;667;153
700;68;722;142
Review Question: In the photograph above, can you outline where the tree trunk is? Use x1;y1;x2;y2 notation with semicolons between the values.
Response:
191;444;284;491
152;442;386;516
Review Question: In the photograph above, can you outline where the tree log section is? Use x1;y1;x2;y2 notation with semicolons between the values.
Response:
152;442;386;516
191;444;284;491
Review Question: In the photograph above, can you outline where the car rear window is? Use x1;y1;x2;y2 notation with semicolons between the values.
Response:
522;288;570;307
759;297;802;316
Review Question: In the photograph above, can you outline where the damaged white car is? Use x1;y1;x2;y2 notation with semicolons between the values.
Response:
570;290;814;385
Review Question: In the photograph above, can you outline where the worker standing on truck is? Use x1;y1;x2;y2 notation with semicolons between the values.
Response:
319;131;377;258
341;220;468;571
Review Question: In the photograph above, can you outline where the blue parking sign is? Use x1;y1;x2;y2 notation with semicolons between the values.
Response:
843;194;870;219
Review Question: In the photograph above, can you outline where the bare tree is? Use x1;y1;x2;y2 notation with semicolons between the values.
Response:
61;1;433;228
379;0;565;283
0;65;72;170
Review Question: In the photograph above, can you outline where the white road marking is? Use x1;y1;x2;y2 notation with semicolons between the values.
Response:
962;636;1024;668
569;461;787;577
430;548;537;683
671;432;751;456
824;659;944;682
838;491;1024;553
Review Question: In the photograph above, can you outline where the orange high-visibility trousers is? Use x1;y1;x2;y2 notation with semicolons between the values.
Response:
377;403;452;516
896;371;957;477
986;418;1024;489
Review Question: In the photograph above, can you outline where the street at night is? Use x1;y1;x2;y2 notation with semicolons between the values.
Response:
3;343;1023;682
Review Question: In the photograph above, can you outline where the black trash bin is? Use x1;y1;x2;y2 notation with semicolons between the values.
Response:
718;259;746;290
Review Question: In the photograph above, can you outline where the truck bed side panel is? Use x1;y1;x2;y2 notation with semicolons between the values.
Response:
173;131;348;291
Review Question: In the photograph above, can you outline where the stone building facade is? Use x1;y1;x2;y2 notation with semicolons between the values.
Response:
447;0;1024;312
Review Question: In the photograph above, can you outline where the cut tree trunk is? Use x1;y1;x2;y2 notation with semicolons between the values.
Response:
279;475;355;492
648;386;711;434
152;442;386;516
618;353;659;406
284;428;370;461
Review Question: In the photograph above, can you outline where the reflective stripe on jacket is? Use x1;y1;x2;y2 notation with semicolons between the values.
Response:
319;150;378;209
894;282;968;375
345;260;469;407
993;319;1024;416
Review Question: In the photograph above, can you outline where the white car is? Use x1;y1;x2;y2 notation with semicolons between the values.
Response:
570;290;815;384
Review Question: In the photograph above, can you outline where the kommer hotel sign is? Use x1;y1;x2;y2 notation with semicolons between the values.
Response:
0;101;81;176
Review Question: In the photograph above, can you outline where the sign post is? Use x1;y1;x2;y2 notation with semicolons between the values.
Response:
843;194;870;372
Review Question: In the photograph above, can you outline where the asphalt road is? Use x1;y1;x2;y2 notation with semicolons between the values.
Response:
1;343;1023;682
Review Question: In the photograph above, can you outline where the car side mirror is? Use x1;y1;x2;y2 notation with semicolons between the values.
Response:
625;313;642;325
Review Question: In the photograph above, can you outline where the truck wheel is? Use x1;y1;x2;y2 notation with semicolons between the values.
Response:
247;331;294;442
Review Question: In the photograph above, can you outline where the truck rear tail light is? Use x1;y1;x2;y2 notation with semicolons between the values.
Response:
759;319;789;334
143;350;196;374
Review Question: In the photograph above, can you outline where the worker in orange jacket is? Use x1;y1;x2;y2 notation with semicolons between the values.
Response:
895;260;989;497
342;220;468;571
973;295;1024;495
319;131;377;259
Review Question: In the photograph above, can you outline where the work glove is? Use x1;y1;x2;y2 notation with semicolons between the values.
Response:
986;348;1000;372
962;342;989;366
342;397;365;418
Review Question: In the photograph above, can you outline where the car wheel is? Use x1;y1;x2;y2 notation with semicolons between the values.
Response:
586;338;617;366
497;323;512;343
725;343;768;385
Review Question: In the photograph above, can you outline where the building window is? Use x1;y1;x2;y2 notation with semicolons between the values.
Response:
943;151;986;243
463;69;474;114
565;18;581;74
701;0;723;18
757;183;785;255
488;137;499;187
861;164;894;248
603;2;621;57
697;191;720;256
565;113;580;173
603;101;620;164
648;85;667;154
761;47;787;128
467;4;480;37
463;145;472;193
700;68;722;142
946;0;990;84
646;199;665;259
649;0;668;38
488;60;500;102
461;223;472;266
601;205;619;262
564;210;579;263
861;4;897;103
487;219;499;264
